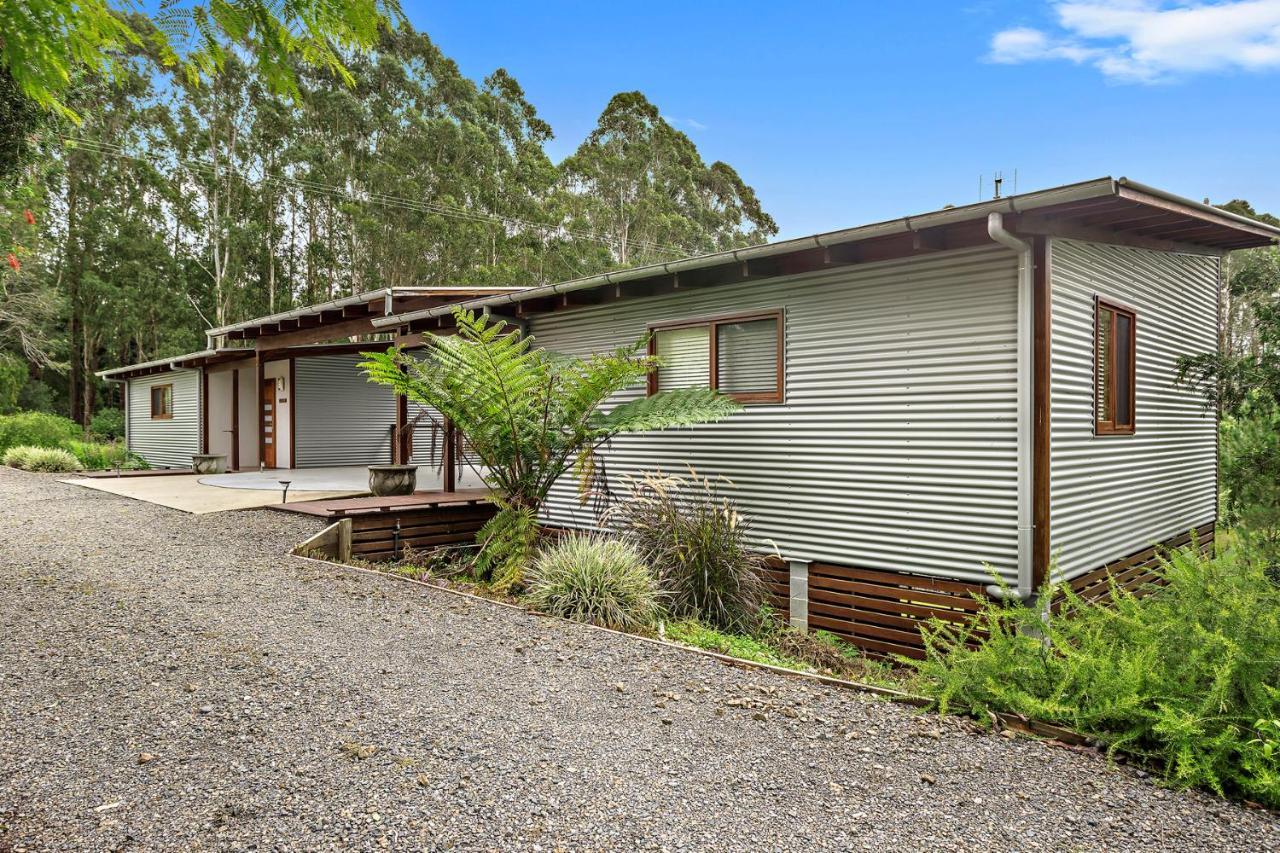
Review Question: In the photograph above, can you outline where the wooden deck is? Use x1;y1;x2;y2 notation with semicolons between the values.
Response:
270;488;491;520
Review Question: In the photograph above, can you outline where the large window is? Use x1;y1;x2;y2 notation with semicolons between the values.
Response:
648;310;783;403
1094;298;1136;435
150;384;173;420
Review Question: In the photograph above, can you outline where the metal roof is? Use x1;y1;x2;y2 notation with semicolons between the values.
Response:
97;348;248;380
372;176;1280;331
206;286;526;339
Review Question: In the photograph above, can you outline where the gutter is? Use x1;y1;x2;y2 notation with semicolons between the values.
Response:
372;178;1117;330
1116;177;1280;240
986;211;1035;601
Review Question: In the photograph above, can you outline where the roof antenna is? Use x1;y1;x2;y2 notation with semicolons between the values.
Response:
1013;168;1019;196
978;173;983;202
993;171;1004;199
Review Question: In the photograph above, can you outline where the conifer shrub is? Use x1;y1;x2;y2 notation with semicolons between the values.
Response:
911;542;1280;807
525;534;660;631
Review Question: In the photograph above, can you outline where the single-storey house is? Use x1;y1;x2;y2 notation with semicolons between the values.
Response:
371;177;1280;655
98;286;521;477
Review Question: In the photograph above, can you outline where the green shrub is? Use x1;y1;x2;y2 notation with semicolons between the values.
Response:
911;541;1280;807
88;407;125;441
607;469;768;632
0;411;81;454
64;439;147;471
524;534;660;631
1221;402;1280;562
3;445;83;473
664;618;804;669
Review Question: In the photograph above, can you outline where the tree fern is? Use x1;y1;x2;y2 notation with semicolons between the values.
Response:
361;308;741;587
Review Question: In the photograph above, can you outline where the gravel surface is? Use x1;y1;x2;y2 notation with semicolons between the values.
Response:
1;467;1277;852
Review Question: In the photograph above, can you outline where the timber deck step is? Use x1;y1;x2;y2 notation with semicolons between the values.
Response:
269;488;492;519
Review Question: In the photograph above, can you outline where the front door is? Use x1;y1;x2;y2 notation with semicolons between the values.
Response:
261;379;277;468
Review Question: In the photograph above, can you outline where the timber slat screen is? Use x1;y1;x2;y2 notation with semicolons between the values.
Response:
349;503;497;561
758;558;790;615
1059;522;1215;607
805;563;987;659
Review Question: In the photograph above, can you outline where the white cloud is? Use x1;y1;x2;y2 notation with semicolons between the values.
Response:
988;1;1280;82
662;115;709;131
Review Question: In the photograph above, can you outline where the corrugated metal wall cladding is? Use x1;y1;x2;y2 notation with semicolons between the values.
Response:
1049;239;1218;581
530;246;1022;583
294;354;397;468
126;370;200;468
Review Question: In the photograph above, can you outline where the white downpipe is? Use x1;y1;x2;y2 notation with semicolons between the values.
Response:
987;211;1035;601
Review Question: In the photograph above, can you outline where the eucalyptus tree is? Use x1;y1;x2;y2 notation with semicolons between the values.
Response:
0;0;403;126
559;91;778;267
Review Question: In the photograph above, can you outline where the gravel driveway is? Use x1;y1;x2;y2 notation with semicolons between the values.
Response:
1;467;1277;852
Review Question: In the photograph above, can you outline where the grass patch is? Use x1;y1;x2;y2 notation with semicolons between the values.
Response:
664;618;806;669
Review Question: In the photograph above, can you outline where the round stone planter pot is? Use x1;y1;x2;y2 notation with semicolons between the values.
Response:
192;453;228;475
368;464;418;497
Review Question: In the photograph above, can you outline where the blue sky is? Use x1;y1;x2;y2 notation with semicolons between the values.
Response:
408;0;1280;239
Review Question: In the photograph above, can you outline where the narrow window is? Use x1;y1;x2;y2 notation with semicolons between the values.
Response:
653;325;711;391
1095;299;1136;435
150;384;173;420
649;310;782;403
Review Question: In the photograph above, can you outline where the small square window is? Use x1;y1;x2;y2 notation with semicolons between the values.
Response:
150;384;173;420
1095;298;1136;435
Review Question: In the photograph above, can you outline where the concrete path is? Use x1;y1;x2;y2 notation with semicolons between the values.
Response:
1;468;1276;851
62;473;360;514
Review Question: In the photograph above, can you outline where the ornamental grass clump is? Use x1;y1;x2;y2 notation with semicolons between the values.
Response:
910;540;1280;808
525;534;660;632
3;445;83;472
607;469;769;632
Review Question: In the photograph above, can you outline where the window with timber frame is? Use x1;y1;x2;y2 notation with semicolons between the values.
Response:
1094;297;1136;435
150;384;173;420
647;310;783;404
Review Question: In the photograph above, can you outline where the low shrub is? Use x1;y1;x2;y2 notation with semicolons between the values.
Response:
88;407;126;441
606;469;768;632
0;411;81;454
1;446;35;469
664;618;803;669
524;534;660;631
3;445;84;473
910;541;1280;808
64;439;147;471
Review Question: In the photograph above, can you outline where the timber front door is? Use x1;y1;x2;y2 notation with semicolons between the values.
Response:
262;379;277;468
